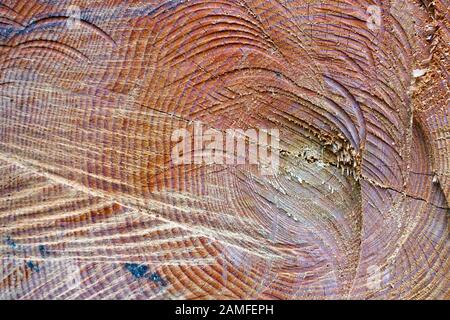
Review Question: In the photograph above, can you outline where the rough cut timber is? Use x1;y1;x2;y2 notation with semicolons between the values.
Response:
0;0;449;300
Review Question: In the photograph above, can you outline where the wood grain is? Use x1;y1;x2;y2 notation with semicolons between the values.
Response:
0;0;448;299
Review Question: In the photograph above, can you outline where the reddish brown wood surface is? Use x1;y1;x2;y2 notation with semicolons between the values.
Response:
0;0;448;299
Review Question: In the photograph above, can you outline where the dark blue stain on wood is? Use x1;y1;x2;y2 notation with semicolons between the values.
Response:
5;236;17;249
149;272;161;282
124;263;149;279
0;26;15;39
26;261;40;272
124;263;168;286
19;21;69;36
149;272;167;287
39;245;49;258
147;0;185;17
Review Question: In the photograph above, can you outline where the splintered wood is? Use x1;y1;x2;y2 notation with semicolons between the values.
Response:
0;0;448;299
